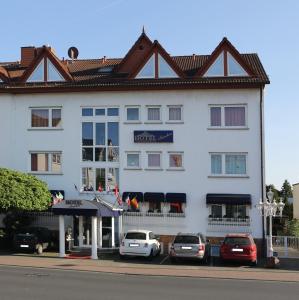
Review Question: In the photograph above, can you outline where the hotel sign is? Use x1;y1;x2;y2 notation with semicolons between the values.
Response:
134;131;173;143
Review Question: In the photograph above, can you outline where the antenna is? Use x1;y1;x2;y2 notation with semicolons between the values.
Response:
68;47;79;60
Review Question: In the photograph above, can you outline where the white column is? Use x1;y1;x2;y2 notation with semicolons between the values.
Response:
118;215;123;243
268;215;273;257
91;216;98;260
111;216;115;248
78;216;83;247
59;215;66;258
99;217;103;248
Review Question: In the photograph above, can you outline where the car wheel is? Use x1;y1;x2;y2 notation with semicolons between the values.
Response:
36;244;43;255
147;249;154;261
250;259;257;267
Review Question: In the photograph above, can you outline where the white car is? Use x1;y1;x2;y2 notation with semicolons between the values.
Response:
119;230;161;259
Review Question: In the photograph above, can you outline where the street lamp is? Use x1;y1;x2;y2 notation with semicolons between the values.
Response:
256;189;285;257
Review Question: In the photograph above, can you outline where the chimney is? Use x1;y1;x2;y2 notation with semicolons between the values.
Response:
21;46;36;67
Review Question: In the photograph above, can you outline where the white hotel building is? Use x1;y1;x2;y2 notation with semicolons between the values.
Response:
0;32;269;255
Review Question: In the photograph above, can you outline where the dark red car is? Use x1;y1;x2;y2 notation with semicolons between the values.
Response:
220;233;257;266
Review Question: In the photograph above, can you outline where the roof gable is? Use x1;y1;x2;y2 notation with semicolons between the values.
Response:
114;32;153;75
131;40;185;79
196;38;255;77
0;66;9;83
21;46;73;83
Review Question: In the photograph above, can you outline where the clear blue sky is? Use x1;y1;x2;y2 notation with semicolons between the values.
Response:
1;0;298;189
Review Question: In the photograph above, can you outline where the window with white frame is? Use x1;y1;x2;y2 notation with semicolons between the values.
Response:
126;152;141;168
147;152;161;169
210;105;246;127
126;106;140;122
31;107;62;128
81;108;119;162
210;153;247;176
81;167;119;192
30;152;62;173
147;106;161;122
168;152;183;169
168;106;182;122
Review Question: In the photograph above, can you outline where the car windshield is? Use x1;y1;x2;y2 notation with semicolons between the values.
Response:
174;235;199;244
125;232;146;240
224;237;251;245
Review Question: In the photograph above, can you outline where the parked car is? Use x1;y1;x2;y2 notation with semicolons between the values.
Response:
13;227;52;254
119;230;161;259
169;232;210;263
220;233;257;266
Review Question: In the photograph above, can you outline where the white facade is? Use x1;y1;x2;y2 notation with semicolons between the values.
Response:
0;88;263;238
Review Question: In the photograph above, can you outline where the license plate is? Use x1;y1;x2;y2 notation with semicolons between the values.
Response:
181;246;192;250
20;245;29;248
232;248;243;252
129;243;139;247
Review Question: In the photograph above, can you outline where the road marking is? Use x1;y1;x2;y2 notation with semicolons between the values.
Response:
160;255;169;265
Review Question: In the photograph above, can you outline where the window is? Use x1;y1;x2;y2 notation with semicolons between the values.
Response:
209;105;246;127
226;205;246;218
169;202;183;213
30;152;62;173
126;152;140;168
210;153;247;176
31;108;62;128
82;108;93;116
147;152;161;169
107;108;119;116
147;106;161;122
81;167;119;192
82;121;119;162
168;106;182;122
168;152;183;169
126;107;140;122
203;51;249;77
210;205;222;218
136;53;178;79
148;201;161;213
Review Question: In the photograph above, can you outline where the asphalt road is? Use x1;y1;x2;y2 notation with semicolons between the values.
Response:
1;266;299;300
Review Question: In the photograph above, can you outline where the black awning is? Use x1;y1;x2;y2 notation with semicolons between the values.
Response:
144;192;165;203
206;194;251;205
165;193;186;203
122;192;143;202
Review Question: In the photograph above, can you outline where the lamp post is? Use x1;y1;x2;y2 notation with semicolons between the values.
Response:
256;189;285;257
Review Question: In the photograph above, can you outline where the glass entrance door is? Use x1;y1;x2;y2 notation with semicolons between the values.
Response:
83;216;91;246
102;217;112;248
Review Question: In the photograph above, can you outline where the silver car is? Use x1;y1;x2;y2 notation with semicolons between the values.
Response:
169;233;210;263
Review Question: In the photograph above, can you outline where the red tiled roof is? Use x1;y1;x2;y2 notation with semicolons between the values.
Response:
0;36;269;91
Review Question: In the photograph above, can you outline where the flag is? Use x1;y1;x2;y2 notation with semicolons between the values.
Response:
125;195;131;206
117;195;122;206
98;184;103;192
131;196;138;209
57;192;64;201
114;185;119;196
107;185;110;192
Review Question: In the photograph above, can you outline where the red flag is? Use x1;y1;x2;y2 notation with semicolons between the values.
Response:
114;185;119;196
117;195;122;206
98;184;103;192
131;197;138;209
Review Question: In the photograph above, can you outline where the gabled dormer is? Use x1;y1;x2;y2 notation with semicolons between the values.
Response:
197;38;255;78
131;40;184;79
21;46;73;83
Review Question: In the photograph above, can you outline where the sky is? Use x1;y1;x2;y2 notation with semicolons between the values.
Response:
0;0;298;189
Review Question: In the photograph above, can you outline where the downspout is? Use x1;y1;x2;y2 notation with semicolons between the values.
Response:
260;86;266;258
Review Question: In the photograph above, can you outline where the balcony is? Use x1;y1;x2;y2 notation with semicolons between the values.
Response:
207;217;252;234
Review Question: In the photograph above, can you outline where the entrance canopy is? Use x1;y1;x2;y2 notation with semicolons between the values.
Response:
52;199;122;217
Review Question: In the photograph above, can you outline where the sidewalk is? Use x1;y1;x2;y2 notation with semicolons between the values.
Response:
0;254;299;282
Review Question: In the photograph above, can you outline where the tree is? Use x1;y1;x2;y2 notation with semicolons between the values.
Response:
0;168;51;211
285;219;299;237
280;180;293;220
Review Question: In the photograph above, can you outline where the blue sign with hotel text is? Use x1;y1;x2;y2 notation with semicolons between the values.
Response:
134;131;173;143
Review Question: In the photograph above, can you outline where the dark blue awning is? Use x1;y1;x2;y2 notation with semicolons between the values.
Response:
206;194;251;205
166;193;186;203
52;199;122;217
144;192;165;203
122;192;143;202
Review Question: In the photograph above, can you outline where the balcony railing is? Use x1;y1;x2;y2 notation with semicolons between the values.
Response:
207;217;251;233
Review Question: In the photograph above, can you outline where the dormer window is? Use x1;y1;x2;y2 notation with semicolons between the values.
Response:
203;51;249;77
136;53;179;79
27;58;65;82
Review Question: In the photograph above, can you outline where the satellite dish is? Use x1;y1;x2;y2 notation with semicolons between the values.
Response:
68;47;79;59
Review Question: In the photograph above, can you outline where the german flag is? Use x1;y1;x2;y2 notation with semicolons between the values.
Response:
130;196;139;209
